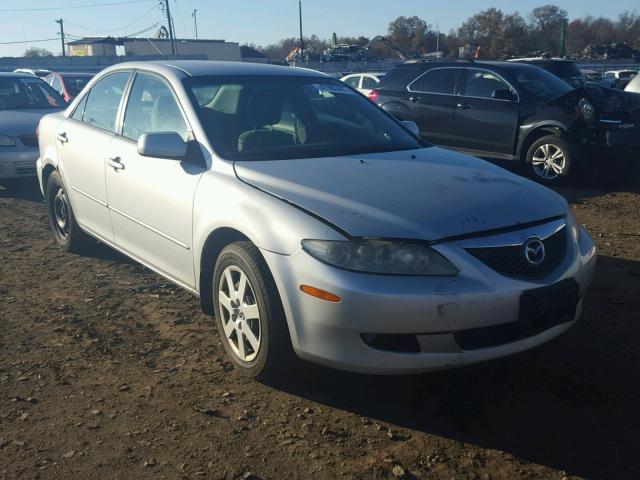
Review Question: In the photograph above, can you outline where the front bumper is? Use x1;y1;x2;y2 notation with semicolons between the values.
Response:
0;147;39;179
262;221;597;374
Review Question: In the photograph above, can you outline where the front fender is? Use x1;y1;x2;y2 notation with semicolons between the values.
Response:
192;162;346;291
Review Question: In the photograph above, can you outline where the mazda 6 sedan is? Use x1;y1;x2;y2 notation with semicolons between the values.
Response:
36;61;596;379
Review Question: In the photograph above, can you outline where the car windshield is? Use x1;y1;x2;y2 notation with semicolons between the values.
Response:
64;75;92;96
509;66;574;102
0;76;66;109
185;75;423;160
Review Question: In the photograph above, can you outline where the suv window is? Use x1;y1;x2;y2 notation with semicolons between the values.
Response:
79;72;129;132
361;76;378;90
464;69;510;99
411;68;459;94
122;73;188;141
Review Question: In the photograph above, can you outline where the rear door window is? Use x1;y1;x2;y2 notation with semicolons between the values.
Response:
410;68;460;95
80;72;130;133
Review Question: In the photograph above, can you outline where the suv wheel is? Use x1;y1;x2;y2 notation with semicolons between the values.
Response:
212;241;292;380
525;135;574;185
45;171;91;252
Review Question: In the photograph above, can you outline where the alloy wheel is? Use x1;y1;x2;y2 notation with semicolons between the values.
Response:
217;265;261;362
531;143;566;180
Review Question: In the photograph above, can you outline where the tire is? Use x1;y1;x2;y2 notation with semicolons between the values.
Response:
525;135;577;186
45;171;91;253
212;241;293;380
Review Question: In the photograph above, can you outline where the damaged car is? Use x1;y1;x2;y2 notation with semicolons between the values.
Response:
37;61;596;378
371;60;640;185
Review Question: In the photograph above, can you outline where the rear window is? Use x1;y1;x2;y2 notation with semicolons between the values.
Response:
377;68;422;90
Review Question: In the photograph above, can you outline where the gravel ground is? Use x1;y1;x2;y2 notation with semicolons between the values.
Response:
1;175;639;480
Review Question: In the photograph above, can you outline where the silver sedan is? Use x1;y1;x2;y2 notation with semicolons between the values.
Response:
37;61;596;378
0;73;65;180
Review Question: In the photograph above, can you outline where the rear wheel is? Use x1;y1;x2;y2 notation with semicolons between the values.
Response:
525;135;576;186
213;241;292;380
45;171;90;252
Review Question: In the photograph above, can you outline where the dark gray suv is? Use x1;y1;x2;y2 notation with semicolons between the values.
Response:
370;60;640;185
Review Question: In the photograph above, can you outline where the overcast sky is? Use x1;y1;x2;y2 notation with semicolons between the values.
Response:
1;0;638;57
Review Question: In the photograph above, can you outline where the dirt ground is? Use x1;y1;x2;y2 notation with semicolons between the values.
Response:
1;173;639;480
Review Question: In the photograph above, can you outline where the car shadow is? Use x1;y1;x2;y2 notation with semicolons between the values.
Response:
267;255;640;480
0;178;44;203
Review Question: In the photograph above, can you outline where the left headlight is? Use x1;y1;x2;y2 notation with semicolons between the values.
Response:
0;134;16;147
566;209;582;242
301;239;458;276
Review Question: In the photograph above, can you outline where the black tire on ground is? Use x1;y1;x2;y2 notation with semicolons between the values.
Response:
525;135;579;186
212;241;293;380
45;171;91;253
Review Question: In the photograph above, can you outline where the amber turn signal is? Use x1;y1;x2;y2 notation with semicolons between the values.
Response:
299;285;342;303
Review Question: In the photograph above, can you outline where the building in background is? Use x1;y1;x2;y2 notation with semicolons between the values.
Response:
67;37;241;61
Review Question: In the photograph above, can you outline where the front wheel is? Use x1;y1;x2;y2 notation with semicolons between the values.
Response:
212;241;292;380
525;135;576;186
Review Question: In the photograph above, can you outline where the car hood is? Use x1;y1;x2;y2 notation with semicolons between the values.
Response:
234;147;567;241
0;109;60;136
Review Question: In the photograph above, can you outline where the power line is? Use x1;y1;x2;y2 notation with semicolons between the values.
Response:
0;0;154;13
63;4;159;34
0;38;59;45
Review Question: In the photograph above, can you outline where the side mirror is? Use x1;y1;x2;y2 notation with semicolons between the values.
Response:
492;89;517;102
400;120;420;137
137;132;187;159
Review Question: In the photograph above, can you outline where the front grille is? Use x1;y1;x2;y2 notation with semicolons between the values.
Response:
18;134;38;148
466;226;567;279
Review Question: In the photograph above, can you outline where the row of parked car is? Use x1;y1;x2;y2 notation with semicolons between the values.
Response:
0;69;94;180
342;57;640;185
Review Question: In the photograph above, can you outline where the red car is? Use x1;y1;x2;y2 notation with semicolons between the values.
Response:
44;72;94;103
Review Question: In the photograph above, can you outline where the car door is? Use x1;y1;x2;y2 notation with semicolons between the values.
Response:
105;71;204;288
452;68;519;157
406;67;463;147
56;71;131;242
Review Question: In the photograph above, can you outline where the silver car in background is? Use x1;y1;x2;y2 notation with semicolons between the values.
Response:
37;61;596;379
0;73;65;180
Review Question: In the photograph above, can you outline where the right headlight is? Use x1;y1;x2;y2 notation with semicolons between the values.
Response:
0;134;16;147
301;239;458;276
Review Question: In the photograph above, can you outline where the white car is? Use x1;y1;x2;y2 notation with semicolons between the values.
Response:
36;61;596;379
13;68;52;79
341;72;386;96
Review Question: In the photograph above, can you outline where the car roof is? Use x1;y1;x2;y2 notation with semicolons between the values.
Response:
54;71;95;76
101;60;326;79
397;59;540;72
0;72;34;78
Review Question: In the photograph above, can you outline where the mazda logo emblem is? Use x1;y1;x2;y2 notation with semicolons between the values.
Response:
523;237;545;265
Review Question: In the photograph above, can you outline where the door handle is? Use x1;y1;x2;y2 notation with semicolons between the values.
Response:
456;103;472;110
107;157;124;171
408;96;422;103
57;132;68;143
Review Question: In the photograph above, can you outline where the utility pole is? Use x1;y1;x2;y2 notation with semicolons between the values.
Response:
192;9;198;39
298;0;304;54
55;18;66;57
163;0;176;55
435;21;440;53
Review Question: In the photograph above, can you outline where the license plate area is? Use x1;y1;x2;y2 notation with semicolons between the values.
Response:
454;278;580;350
518;278;580;335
